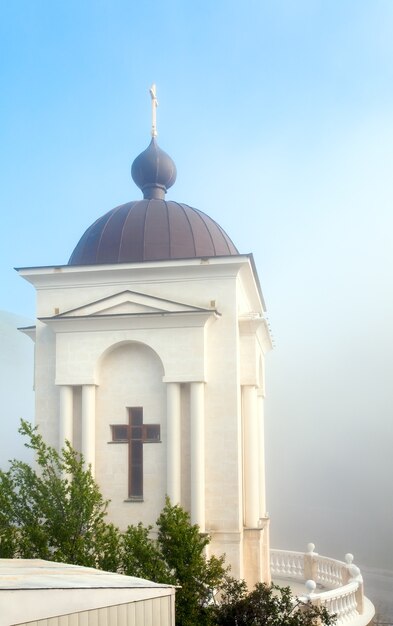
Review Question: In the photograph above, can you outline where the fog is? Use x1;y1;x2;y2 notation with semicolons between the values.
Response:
0;312;34;467
265;313;393;571
1;281;392;574
0;1;392;613
260;148;393;573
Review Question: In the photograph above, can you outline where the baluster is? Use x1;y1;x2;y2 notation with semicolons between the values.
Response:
344;593;350;618
319;561;326;584
350;592;355;617
273;553;278;575
329;563;334;585
319;562;323;584
336;594;342;619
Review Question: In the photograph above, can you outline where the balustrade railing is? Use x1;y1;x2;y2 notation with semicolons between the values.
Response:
317;582;360;621
270;544;366;625
270;549;304;580
315;554;346;588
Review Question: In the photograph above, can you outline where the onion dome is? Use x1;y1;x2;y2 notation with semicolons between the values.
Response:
68;138;238;265
131;137;176;200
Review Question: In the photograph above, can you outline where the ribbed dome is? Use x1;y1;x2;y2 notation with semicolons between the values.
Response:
68;136;238;265
68;200;238;265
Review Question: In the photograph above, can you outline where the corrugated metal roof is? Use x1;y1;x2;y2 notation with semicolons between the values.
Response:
0;559;171;590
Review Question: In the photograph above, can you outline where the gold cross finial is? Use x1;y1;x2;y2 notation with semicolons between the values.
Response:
149;83;158;137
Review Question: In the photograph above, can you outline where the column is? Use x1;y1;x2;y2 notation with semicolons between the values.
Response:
82;384;96;476
59;385;73;450
243;385;259;528
257;392;267;518
190;382;205;531
166;382;181;504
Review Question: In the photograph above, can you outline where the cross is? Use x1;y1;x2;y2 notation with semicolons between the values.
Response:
149;83;158;137
111;407;161;500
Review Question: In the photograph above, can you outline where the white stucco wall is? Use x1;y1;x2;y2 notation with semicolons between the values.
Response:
18;255;272;583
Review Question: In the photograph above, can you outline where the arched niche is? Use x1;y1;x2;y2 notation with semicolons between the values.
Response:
95;340;167;529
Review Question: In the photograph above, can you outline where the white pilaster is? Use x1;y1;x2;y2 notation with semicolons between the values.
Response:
166;382;181;504
190;382;205;531
82;384;96;475
257;391;266;518
59;385;73;450
243;385;259;528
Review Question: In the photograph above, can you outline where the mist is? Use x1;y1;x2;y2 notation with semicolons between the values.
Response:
260;125;393;574
0;312;34;468
2;282;392;573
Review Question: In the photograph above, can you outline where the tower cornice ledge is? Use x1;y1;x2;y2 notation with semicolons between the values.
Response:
15;254;265;305
16;254;254;277
39;310;217;333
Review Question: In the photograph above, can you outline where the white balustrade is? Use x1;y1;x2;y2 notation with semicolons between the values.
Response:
270;549;304;580
315;555;345;588
270;545;365;622
316;582;360;624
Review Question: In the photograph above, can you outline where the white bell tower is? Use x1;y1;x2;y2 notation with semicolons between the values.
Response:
18;89;272;587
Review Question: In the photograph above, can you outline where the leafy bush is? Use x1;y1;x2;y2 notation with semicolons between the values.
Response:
214;577;336;626
0;420;116;567
0;423;336;626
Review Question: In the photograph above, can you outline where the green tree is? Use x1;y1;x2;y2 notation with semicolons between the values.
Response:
120;499;227;626
214;578;336;626
157;498;227;626
0;424;336;626
121;522;174;583
0;420;120;568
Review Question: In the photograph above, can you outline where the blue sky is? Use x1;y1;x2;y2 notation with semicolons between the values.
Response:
1;1;393;572
1;1;393;318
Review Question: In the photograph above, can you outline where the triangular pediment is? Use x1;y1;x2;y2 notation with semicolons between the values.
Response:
53;290;210;319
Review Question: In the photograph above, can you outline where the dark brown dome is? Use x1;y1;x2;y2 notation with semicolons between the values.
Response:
68;199;238;265
68;137;238;265
131;138;177;200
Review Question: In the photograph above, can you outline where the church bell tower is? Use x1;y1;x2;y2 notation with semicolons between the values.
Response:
18;87;272;587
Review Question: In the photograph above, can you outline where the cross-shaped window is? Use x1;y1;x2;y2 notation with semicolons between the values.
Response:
111;407;161;500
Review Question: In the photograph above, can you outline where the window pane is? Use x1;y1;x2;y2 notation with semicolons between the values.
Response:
111;425;128;441
130;407;143;425
130;461;143;497
131;440;143;464
131;426;143;439
144;425;160;442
